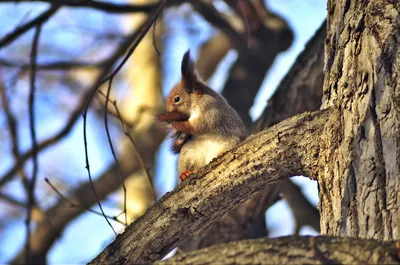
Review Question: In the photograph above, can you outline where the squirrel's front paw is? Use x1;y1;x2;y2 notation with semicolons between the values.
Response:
179;170;193;182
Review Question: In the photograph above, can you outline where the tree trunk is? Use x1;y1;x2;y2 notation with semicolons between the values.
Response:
320;0;399;240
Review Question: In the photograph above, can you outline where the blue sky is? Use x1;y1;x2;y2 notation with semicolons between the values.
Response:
0;1;326;263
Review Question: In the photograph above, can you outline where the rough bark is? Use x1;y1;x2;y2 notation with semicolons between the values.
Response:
320;0;400;240
89;108;341;264
159;236;400;265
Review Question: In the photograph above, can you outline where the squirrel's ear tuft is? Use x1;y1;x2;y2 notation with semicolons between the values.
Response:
181;49;197;93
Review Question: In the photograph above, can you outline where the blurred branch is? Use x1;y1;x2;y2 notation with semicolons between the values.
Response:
0;192;25;208
0;0;160;13
25;23;41;264
0;5;59;49
0;58;106;70
196;32;231;80
11;1;168;262
221;1;294;126
253;21;326;131
280;180;320;234
0;20;150;189
113;101;156;202
12;117;167;264
0;76;19;161
245;20;326;238
190;0;246;53
45;178;125;226
96;90;133;127
81;0;166;236
0;72;31;190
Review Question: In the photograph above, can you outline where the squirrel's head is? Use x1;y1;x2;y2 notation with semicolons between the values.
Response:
166;50;204;115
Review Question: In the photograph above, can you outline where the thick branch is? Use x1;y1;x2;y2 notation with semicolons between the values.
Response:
221;5;294;126
159;236;400;265
190;0;246;52
90;108;340;264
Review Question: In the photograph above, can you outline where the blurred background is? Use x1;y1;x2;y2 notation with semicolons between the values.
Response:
0;0;325;263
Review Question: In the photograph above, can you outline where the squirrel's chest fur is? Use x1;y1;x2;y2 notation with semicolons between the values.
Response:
177;134;240;174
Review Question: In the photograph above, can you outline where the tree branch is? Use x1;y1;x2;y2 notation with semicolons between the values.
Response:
25;22;41;264
0;58;106;70
89;108;341;264
254;20;326;131
11;119;166;264
159;236;400;265
0;21;148;189
220;2;294;126
0;0;179;13
0;5;59;49
190;0;246;52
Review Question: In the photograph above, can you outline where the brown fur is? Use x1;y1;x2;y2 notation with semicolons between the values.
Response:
158;110;189;123
171;131;191;154
163;50;247;181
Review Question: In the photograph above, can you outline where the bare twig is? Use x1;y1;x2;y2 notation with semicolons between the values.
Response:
190;0;246;52
0;73;31;190
44;178;125;226
95;89;155;200
280;180;320;234
95;89;154;196
81;0;167;235
0;76;19;158
104;79;128;226
25;23;41;264
113;101;156;201
0;24;147;189
94;91;129;125
0;5;59;49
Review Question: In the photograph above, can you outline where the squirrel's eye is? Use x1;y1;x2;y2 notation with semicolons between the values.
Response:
173;96;181;103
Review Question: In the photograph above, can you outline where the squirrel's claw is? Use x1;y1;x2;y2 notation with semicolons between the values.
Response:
179;170;193;182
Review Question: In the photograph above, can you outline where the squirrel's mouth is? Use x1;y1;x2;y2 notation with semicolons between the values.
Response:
158;110;190;123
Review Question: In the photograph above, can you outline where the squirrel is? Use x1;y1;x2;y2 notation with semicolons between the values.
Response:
159;50;247;182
